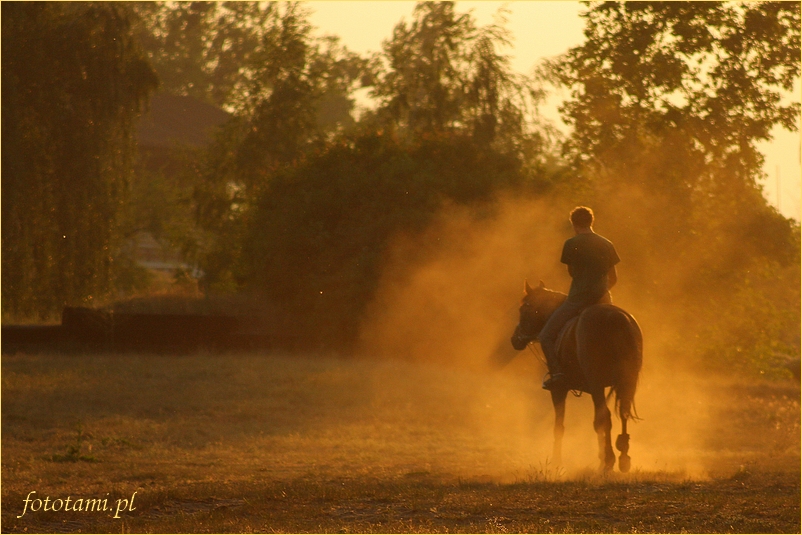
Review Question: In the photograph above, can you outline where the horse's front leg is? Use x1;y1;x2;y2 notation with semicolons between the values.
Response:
551;388;568;468
591;389;615;472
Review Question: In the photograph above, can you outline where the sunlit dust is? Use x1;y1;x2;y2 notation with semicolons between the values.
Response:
356;194;797;479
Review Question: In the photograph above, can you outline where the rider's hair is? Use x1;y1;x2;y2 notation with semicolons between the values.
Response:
570;206;594;228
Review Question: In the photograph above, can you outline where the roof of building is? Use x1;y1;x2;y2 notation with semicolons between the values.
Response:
136;92;230;148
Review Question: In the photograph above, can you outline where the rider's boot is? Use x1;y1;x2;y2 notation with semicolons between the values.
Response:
542;370;567;391
541;346;567;391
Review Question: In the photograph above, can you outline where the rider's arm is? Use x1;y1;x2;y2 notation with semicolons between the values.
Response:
607;265;617;289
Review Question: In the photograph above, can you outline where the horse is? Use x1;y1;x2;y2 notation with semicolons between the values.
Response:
510;280;643;472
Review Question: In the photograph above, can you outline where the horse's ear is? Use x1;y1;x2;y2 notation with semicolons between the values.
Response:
525;280;534;295
538;280;546;289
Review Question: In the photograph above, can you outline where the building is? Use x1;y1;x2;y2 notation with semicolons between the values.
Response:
130;93;230;278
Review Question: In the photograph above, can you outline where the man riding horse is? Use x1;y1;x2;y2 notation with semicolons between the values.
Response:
540;206;620;391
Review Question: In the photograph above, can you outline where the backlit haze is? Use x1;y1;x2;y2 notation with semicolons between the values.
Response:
308;1;801;220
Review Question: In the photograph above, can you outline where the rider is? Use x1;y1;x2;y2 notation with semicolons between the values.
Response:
540;206;620;391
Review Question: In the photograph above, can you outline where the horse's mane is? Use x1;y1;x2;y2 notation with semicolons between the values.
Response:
524;285;567;308
541;287;567;299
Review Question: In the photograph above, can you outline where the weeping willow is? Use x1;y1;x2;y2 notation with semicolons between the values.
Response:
2;2;158;320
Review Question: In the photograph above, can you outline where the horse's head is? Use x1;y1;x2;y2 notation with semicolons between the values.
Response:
510;280;558;350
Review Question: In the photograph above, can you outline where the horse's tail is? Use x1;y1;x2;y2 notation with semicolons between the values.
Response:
609;311;643;422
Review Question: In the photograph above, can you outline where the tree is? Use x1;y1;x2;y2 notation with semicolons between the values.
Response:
240;132;527;348
548;1;800;373
550;1;799;201
131;2;368;121
130;2;277;111
186;3;369;291
2;2;158;320
369;2;546;154
191;1;558;299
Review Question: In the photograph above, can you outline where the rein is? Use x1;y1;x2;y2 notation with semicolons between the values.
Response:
527;341;546;365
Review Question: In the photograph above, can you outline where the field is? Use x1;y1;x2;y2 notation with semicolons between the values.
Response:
1;350;799;533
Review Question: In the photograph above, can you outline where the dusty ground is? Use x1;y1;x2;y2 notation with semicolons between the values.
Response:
1;351;799;533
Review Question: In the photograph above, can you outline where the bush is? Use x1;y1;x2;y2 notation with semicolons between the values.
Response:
240;132;530;349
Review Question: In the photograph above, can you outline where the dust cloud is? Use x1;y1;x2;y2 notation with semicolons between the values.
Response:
353;194;785;479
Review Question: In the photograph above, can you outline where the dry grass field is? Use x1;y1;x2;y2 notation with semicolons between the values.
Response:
1;351;799;533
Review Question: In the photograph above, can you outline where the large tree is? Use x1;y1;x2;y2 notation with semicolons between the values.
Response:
131;1;367;123
369;2;547;155
551;1;799;210
182;3;368;291
549;1;800;373
240;132;528;348
130;1;276;111
2;2;158;320
191;1;561;294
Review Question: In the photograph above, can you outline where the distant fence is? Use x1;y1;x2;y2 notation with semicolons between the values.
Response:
2;307;302;353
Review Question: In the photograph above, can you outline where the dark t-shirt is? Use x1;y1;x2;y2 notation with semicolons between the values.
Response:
561;232;620;304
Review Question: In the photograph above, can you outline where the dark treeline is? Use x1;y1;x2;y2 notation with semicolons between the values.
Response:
2;2;799;375
2;3;158;317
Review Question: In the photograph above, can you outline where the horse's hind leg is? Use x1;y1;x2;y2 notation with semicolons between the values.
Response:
591;390;615;472
616;418;631;472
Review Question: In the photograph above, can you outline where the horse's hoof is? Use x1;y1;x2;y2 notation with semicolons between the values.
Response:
619;454;631;473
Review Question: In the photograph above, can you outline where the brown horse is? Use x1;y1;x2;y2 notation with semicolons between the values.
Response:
511;280;643;472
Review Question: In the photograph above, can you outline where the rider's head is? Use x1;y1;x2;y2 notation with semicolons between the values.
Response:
569;206;594;230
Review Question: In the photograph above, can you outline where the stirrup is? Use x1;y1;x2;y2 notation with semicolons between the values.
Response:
542;372;567;391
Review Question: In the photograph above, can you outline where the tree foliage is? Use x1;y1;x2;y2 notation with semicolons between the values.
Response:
549;1;801;372
2;2;158;319
549;1;800;263
369;2;546;155
131;1;367;123
241;133;528;347
550;1;799;216
5;0;796;375
192;1;554;298
553;2;799;166
186;6;360;291
123;2;369;294
130;2;277;111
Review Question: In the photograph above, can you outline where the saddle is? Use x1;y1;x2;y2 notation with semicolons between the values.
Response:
555;294;613;390
556;316;578;355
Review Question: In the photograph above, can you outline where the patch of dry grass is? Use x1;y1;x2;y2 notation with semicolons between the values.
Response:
2;352;799;533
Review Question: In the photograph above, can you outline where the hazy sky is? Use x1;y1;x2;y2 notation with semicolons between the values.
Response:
307;1;801;220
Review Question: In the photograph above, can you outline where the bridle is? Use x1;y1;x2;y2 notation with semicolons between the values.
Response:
511;300;541;350
516;300;541;341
